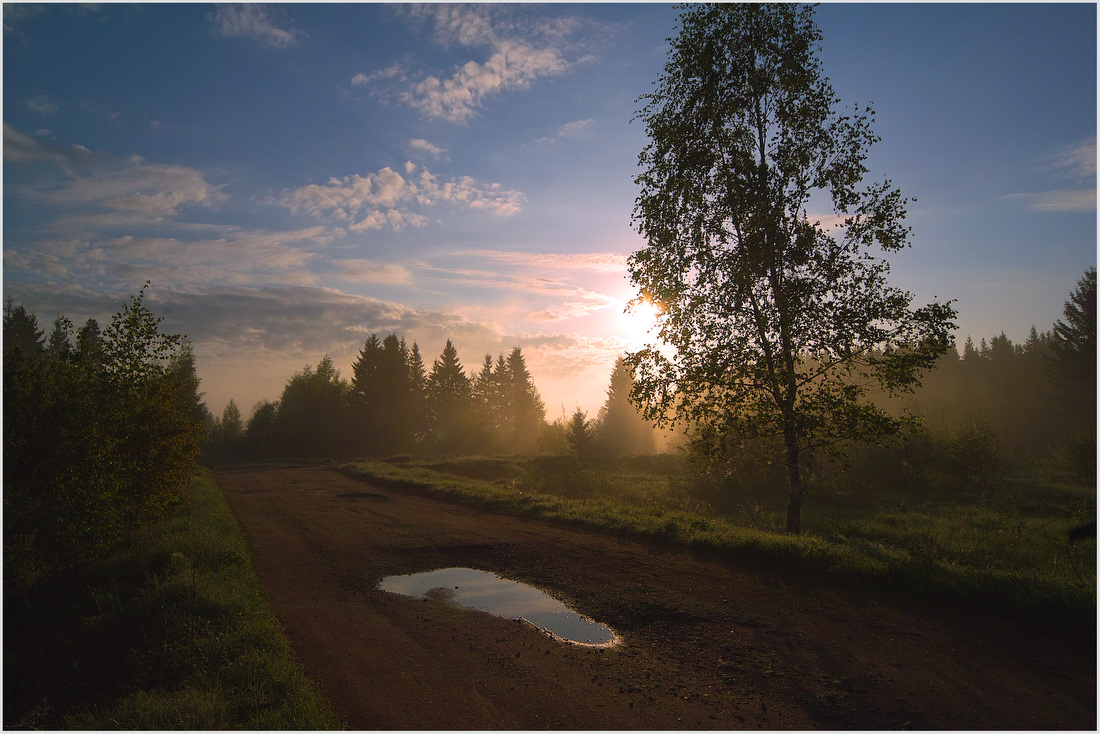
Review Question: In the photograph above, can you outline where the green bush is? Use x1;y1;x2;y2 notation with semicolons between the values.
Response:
4;287;204;590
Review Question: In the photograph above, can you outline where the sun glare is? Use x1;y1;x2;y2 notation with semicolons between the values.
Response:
618;297;662;347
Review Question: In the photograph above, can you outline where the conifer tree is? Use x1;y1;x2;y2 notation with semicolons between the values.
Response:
567;406;593;457
504;347;546;454
46;315;74;360
428;340;473;454
598;356;656;455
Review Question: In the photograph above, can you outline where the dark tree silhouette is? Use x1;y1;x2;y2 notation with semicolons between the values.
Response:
3;298;45;361
503;347;546;454
1050;266;1097;395
566;406;593;457
628;3;956;532
597;356;656;455
427;339;473;455
4;289;204;588
273;355;351;457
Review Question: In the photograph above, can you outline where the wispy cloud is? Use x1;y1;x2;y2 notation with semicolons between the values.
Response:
535;118;596;145
1004;137;1096;212
4;227;331;288
4;124;224;231
207;4;306;48
1003;189;1096;213
277;162;525;231
27;94;57;116
460;249;628;273
330;258;414;284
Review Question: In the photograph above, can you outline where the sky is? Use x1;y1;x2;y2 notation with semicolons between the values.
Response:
4;3;1096;421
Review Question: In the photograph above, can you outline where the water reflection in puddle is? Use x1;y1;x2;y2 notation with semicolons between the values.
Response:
378;567;618;647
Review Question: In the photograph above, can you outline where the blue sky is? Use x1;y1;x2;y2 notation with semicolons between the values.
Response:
4;3;1096;419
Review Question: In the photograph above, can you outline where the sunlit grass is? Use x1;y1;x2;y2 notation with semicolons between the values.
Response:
7;466;341;730
339;456;1095;624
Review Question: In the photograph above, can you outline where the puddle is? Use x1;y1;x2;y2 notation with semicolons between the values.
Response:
378;567;618;647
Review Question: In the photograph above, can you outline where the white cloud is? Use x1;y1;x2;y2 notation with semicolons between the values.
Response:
403;39;569;123
361;5;584;124
557;118;594;137
207;4;305;48
278;163;525;230
409;138;448;160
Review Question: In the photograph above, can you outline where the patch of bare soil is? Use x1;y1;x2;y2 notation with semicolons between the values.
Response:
215;464;1095;730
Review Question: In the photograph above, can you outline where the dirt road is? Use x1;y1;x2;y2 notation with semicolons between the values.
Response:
215;464;1095;729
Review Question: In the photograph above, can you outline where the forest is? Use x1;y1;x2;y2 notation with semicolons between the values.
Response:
205;338;656;461
3;268;1095;592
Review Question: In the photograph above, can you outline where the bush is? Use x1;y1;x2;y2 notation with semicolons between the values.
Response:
4;288;204;591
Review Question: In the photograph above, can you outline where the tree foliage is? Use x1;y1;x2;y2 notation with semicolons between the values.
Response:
4;287;205;589
273;355;351;457
597;356;657;455
628;4;956;532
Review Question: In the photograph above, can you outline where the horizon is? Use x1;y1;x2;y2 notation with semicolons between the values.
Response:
4;3;1096;419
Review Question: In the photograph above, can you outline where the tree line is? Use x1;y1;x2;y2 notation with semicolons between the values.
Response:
4;286;206;590
208;338;659;460
900;267;1096;478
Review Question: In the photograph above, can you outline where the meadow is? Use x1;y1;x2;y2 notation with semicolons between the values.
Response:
4;466;340;730
340;450;1096;626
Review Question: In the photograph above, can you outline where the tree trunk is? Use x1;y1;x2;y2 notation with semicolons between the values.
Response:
783;428;803;534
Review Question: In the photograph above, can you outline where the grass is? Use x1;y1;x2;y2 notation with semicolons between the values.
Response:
4;465;341;730
339;455;1096;625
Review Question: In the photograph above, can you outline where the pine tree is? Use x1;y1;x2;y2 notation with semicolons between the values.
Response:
3;298;45;361
566;406;593;456
46;315;74;361
408;341;430;441
428;340;473;454
471;353;499;450
76;317;104;367
598;356;656;455
504;347;545;454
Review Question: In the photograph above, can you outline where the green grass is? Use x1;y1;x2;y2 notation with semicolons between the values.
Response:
339;455;1096;625
4;465;341;730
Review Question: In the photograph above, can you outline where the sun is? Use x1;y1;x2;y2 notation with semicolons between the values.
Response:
617;296;662;348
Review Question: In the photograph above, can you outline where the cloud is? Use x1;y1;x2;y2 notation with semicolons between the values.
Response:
207;4;305;48
28;94;57;116
330;259;414;284
277;162;525;230
360;5;586;124
351;64;407;87
409;138;448;160
1003;189;1096;213
403;39;569;123
1004;138;1097;212
6;140;224;230
1047;138;1096;180
4;226;331;289
4;123;96;173
460;249;628;273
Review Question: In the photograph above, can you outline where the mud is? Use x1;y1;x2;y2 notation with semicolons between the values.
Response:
215;464;1095;729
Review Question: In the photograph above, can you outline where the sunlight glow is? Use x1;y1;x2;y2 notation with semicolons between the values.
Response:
618;296;662;348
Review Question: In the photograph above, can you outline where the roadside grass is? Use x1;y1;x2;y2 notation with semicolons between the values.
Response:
4;465;341;730
339;456;1095;625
